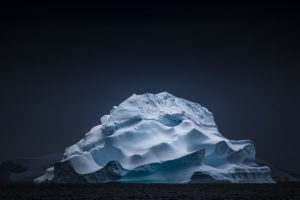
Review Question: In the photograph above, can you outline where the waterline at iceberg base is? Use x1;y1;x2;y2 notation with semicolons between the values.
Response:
35;92;274;183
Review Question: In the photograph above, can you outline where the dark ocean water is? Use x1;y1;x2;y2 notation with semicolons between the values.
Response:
1;183;300;200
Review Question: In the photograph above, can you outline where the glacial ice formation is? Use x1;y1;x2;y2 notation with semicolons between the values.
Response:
35;92;274;183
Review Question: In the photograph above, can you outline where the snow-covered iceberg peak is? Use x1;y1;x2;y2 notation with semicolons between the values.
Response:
36;92;274;183
106;92;217;130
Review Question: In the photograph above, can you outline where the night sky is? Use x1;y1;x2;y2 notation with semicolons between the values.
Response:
1;2;300;173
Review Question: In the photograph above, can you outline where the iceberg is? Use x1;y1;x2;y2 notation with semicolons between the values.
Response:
35;92;274;183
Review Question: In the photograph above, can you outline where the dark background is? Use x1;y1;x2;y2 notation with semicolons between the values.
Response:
0;2;299;173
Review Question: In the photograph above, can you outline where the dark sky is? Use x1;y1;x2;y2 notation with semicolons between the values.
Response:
1;2;300;173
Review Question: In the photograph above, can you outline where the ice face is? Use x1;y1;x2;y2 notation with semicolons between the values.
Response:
35;92;274;183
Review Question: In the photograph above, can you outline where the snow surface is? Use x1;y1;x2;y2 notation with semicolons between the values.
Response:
36;92;274;183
